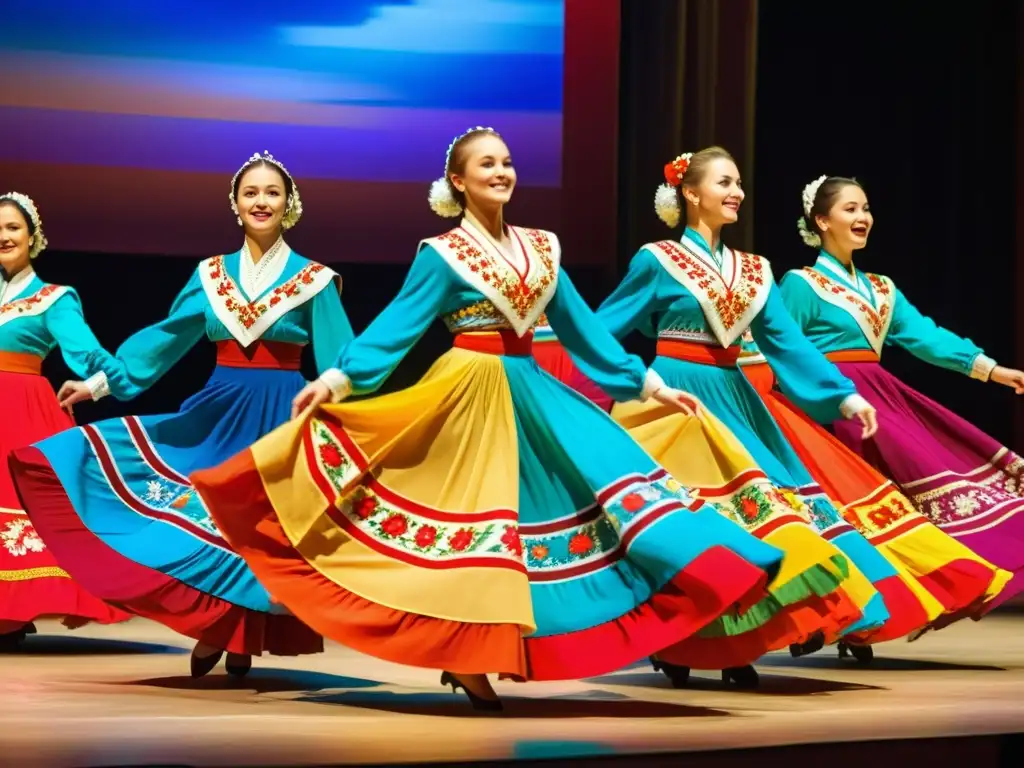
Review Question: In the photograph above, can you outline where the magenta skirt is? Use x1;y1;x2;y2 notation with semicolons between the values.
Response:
831;360;1024;609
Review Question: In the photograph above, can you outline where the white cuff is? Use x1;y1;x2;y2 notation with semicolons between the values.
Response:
839;393;872;419
318;368;352;403
640;369;666;401
970;354;997;382
85;372;110;401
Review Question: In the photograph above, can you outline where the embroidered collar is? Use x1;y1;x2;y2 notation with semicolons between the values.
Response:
423;219;560;338
0;267;37;306
814;251;875;305
199;250;337;347
794;262;895;355
239;237;291;302
644;235;771;348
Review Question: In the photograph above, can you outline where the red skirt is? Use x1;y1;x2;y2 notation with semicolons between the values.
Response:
0;360;129;632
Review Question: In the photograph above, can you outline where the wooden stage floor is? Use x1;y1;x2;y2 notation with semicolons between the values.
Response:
1;612;1022;767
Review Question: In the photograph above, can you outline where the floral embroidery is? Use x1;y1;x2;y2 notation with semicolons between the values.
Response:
800;267;894;352
2;519;45;557
0;284;67;326
646;240;769;347
206;256;328;331
840;485;923;538
437;228;555;322
904;451;1024;526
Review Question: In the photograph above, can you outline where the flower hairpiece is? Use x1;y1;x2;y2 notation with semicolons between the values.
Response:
0;191;48;259
230;151;303;230
653;152;693;228
428;126;496;218
797;174;828;248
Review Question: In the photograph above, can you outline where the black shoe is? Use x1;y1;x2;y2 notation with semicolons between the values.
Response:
190;647;224;678
651;656;691;688
838;642;873;664
225;653;252;678
0;627;28;652
722;665;759;688
789;630;826;658
440;671;503;712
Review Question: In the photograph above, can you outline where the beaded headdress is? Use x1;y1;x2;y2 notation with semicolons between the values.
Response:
0;191;48;259
427;126;499;218
230;151;303;230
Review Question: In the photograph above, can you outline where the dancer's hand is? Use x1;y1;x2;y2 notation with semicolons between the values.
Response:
291;380;332;419
851;404;879;439
653;387;701;417
57;380;91;411
991;366;1024;394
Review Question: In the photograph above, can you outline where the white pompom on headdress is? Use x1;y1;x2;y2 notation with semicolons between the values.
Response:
230;151;303;230
0;191;48;259
654;152;693;228
428;126;496;218
797;174;828;248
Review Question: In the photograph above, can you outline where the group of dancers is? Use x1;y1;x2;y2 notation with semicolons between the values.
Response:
1;129;1022;713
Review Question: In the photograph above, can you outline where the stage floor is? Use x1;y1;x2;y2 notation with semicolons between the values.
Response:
1;613;1022;767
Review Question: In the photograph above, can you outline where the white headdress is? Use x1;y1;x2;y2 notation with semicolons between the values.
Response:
0;191;48;259
230;151;303;230
797;174;828;248
653;153;693;228
427;126;497;218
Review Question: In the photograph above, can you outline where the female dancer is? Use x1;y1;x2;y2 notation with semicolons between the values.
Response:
735;335;1009;659
188;127;786;711
533;325;865;685
779;175;1024;610
9;153;349;675
557;147;960;682
0;192;129;649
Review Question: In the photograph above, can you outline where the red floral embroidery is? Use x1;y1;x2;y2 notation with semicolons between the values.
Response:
415;525;438;548
530;543;550;561
319;443;343;468
206;256;327;331
568;532;594;555
353;497;377;520
654;241;765;334
449;529;475;551
0;284;63;319
740;497;760;521
621;492;645;513
802;268;891;343
501;525;522;557
381;514;408;538
436;228;555;321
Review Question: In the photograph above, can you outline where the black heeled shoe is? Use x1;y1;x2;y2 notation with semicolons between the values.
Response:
789;630;826;658
837;642;874;664
190;647;224;678
651;656;691;688
440;671;503;712
721;665;759;688
225;653;252;678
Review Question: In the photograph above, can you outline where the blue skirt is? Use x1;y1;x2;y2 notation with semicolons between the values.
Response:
8;365;323;656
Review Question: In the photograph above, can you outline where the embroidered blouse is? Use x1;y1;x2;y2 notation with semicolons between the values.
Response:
0;267;113;399
88;244;353;400
591;228;869;424
317;218;663;403
779;250;996;381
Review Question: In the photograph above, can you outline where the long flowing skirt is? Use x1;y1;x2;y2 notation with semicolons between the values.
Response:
8;360;322;656
534;339;862;669
190;334;785;680
830;357;1024;609
1;360;129;635
741;361;1010;633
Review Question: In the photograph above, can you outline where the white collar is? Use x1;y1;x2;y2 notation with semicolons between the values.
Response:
0;267;36;306
239;237;290;301
461;216;529;274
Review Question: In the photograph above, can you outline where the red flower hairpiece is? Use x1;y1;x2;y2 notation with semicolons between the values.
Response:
663;153;694;187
